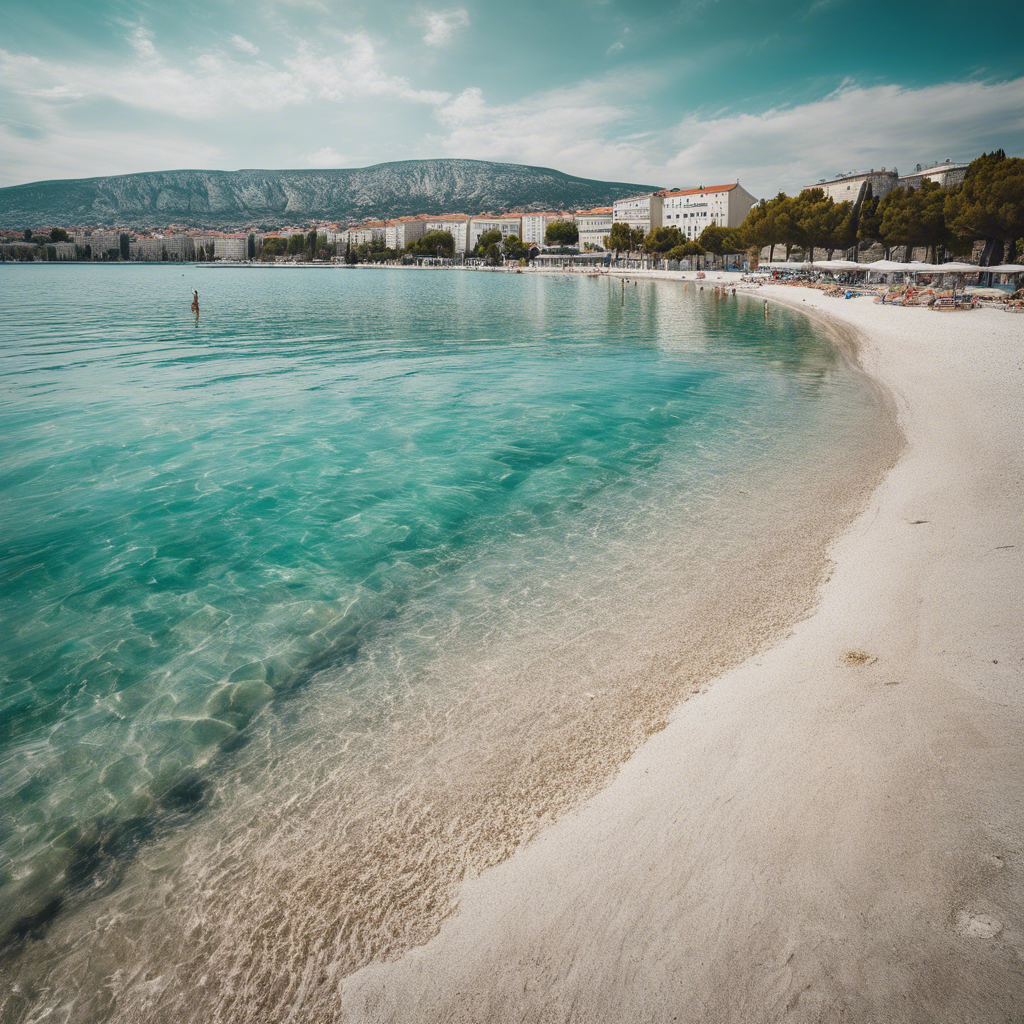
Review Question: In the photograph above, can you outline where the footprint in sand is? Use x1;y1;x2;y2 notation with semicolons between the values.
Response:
843;650;876;666
955;911;1003;939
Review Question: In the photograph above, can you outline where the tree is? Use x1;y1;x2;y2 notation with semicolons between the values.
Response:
794;190;855;262
247;233;256;259
736;194;788;263
503;234;527;260
913;180;952;263
698;223;740;263
773;194;809;260
643;226;685;253
46;245;57;261
857;183;886;256
23;228;32;242
605;222;645;252
307;229;318;253
944;150;1024;264
413;229;455;256
544;219;578;245
473;228;503;263
84;243;92;260
161;245;169;261
345;239;355;264
261;236;287;259
877;185;920;259
50;227;70;242
120;233;130;260
667;240;704;263
287;234;304;256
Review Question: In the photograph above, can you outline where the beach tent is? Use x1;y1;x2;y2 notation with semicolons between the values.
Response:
811;259;866;271
862;260;909;273
933;262;980;273
986;264;1024;274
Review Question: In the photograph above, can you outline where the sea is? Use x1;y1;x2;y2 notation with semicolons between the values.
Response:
0;264;895;1022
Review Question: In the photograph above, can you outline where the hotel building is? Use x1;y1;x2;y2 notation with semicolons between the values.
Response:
423;214;471;253
576;207;613;250
612;193;663;235
659;183;757;238
385;217;426;250
468;214;522;250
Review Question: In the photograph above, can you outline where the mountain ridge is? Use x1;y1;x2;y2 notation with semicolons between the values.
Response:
0;159;662;230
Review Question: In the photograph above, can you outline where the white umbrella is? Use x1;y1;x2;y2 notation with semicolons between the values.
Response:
863;260;908;273
933;262;979;273
985;264;1024;274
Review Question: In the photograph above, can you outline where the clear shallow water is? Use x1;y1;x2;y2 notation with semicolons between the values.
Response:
0;265;892;1020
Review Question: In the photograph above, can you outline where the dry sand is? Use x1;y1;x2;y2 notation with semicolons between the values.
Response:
340;287;1024;1022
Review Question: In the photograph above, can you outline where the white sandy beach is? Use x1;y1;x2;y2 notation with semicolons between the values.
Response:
339;285;1024;1022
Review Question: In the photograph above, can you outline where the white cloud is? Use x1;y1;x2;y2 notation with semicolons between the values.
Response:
230;34;260;56
660;76;1024;196
0;117;223;186
421;9;470;46
607;41;624;55
306;147;347;166
0;28;448;125
432;81;658;183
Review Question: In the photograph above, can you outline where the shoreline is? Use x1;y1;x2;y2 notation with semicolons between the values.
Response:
340;287;1024;1021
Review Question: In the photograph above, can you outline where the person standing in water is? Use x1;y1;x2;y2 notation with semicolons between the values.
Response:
191;290;199;313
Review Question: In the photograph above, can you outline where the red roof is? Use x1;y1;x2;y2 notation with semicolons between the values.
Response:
660;183;738;198
578;207;612;215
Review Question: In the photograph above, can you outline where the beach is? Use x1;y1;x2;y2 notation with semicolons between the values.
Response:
340;286;1024;1022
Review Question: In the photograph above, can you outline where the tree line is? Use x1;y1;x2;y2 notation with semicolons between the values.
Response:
735;150;1023;265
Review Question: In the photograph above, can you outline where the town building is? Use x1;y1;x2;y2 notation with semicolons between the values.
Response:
520;212;573;246
612;193;663;235
422;214;471;253
190;234;217;257
804;168;898;205
344;221;387;246
131;234;196;261
385;217;426;250
468;214;523;250
659;183;757;238
214;235;248;260
576;207;613;250
897;159;969;191
73;230;120;256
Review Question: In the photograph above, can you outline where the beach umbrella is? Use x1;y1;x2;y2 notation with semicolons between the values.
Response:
934;262;979;273
981;264;1024;274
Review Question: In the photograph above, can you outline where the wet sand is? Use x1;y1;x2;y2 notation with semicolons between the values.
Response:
340;289;1024;1022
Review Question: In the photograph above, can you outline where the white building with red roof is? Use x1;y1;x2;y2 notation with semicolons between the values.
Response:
659;182;757;238
576;207;613;250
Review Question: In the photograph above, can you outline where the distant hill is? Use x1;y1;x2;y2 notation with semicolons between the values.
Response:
0;159;661;230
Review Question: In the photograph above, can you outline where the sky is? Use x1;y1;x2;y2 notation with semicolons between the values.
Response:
1;0;1022;198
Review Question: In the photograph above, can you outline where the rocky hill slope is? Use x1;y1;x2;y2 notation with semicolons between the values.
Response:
0;159;660;229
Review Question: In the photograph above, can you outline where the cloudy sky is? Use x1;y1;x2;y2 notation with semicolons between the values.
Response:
1;0;1022;196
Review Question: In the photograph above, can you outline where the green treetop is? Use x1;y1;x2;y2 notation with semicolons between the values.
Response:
544;220;578;245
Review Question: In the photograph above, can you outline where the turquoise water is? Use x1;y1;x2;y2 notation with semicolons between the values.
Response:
0;265;889;1020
